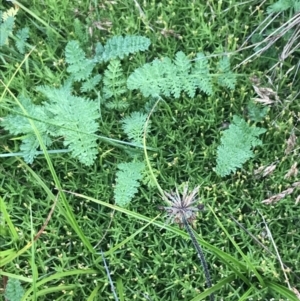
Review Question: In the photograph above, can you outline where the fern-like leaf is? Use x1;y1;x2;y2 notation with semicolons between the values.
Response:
5;278;24;301
127;51;217;98
81;74;102;92
247;101;268;122
215;115;266;177
0;15;14;46
94;35;151;62
20;134;52;164
121;111;149;144
1;96;53;163
217;56;236;90
3;84;100;166
65;40;95;81
73;18;88;44
36;80;73;102
127;55;186;98
267;0;295;13
127;59;169;97
174;51;196;97
38;84;100;166
15;27;29;54
192;53;213;95
114;161;145;206
103;59;127;99
105;99;129;110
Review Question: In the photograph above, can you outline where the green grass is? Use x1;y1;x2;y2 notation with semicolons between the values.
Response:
1;0;300;300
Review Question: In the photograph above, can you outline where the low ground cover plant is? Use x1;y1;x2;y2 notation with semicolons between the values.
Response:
0;0;299;300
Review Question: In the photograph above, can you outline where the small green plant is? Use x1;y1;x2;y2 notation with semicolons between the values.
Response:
113;112;150;206
4;278;24;301
2;34;153;206
2;32;238;206
2;35;151;166
121;111;149;145
65;40;96;81
215;115;266;176
1;84;100;165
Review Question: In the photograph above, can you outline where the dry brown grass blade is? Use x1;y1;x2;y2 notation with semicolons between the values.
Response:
257;211;296;294
160;29;182;39
285;132;297;155
292;287;300;300
284;162;298;179
269;15;300;72
92;20;112;31
237;12;300;69
252;85;278;105
281;26;300;61
254;163;277;178
34;194;59;242
132;0;154;32
262;182;300;204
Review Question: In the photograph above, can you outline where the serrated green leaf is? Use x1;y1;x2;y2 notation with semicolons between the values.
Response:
103;60;127;99
215;115;266;176
0;16;14;46
114;161;145;206
15;27;29;54
121;112;149;144
81;74;102;92
65;40;95;81
95;35;151;62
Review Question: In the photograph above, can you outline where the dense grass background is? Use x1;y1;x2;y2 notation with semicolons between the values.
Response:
1;0;299;300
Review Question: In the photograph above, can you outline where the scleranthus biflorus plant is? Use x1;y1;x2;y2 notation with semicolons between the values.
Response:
159;183;214;301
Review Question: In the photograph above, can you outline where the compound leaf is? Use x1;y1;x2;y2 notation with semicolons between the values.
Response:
121;111;149;144
95;35;151;62
215;115;266;176
65;40;95;81
103;59;127;99
15;27;29;54
114;161;145;206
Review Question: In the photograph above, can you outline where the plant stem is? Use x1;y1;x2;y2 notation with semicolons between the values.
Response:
183;216;214;301
100;249;119;301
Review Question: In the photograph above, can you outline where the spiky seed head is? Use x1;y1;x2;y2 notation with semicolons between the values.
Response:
160;183;204;226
